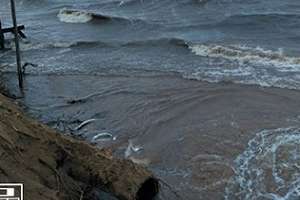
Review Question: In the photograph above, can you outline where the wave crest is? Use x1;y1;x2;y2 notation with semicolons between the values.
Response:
57;8;94;23
184;44;300;89
57;8;118;24
57;8;138;24
189;44;300;69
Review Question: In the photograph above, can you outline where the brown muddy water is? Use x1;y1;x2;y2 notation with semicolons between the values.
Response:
2;0;300;199
3;72;300;200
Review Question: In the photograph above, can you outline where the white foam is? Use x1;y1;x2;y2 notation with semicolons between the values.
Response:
57;8;93;23
51;42;76;48
75;119;97;131
189;44;300;71
186;44;300;89
124;140;143;158
225;127;300;200
91;132;116;142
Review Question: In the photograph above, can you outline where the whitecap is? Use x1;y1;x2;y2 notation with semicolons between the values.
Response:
185;44;300;90
189;44;300;72
57;8;93;23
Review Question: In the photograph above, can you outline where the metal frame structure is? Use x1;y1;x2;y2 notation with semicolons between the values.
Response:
0;0;25;89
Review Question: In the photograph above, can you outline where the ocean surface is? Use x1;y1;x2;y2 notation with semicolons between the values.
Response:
1;0;300;199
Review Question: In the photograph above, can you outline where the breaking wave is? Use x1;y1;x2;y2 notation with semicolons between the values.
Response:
225;127;300;200
189;44;300;70
57;8;138;24
57;8;94;23
186;44;300;89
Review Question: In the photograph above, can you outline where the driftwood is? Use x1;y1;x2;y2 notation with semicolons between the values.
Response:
0;93;159;200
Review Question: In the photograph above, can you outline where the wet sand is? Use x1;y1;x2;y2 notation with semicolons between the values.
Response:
3;72;300;199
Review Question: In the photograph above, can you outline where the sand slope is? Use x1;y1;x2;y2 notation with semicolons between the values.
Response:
0;93;158;200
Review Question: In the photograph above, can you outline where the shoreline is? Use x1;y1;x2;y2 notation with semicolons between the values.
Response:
0;89;159;200
2;72;300;199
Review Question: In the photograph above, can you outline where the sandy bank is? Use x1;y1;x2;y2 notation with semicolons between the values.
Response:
0;93;159;200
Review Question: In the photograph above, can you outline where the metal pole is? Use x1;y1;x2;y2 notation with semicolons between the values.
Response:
10;0;23;89
0;20;4;49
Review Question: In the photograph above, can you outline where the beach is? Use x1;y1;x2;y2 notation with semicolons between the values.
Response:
2;72;300;199
1;0;300;199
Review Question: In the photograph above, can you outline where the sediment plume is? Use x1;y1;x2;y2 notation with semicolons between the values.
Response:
0;93;159;200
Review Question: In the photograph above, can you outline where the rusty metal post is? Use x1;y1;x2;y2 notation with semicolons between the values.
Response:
0;20;4;49
10;0;23;89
